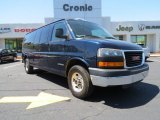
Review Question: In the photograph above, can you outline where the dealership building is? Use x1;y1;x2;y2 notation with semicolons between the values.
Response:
0;0;160;53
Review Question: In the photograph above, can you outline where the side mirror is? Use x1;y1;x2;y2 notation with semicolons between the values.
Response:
55;28;68;39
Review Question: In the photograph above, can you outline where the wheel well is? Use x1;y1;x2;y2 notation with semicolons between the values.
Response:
66;59;89;77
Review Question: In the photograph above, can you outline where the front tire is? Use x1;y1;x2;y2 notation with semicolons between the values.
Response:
68;65;94;99
24;58;33;74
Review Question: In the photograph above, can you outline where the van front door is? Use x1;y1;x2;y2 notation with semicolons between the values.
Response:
48;22;68;76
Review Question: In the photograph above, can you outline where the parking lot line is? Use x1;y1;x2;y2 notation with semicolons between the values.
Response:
3;63;22;69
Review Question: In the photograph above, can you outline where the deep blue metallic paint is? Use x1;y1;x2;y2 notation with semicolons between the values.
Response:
22;19;143;77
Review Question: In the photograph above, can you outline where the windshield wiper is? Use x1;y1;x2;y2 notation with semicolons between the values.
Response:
76;35;102;39
85;35;103;38
76;35;115;39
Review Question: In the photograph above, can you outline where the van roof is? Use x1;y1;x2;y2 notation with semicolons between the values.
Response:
25;18;87;36
26;19;65;35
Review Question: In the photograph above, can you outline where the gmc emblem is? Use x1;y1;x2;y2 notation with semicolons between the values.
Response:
132;56;140;61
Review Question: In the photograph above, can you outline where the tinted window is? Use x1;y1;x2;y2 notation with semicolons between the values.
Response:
52;22;67;41
47;24;54;41
25;31;36;43
40;24;54;44
68;20;113;39
34;29;42;44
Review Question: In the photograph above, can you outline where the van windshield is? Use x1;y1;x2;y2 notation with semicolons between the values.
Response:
67;20;115;39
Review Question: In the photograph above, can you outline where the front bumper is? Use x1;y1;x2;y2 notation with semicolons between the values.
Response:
89;63;149;87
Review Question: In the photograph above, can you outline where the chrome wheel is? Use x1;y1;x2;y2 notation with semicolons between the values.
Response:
71;72;84;93
68;65;94;99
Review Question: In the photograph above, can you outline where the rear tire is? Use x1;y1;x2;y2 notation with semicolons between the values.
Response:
68;65;94;99
24;58;33;74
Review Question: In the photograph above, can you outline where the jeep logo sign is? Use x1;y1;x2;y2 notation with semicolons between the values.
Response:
63;4;93;11
116;25;133;32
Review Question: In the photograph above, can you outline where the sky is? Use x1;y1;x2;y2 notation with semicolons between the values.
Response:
0;0;160;24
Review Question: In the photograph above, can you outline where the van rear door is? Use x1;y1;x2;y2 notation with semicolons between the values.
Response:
38;24;54;70
32;29;42;66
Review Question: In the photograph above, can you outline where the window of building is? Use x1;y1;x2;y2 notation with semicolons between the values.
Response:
5;39;23;53
131;35;147;47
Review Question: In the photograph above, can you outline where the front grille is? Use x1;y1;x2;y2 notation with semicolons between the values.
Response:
124;51;143;67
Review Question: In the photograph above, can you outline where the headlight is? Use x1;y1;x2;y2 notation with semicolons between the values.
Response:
97;48;123;57
97;48;124;68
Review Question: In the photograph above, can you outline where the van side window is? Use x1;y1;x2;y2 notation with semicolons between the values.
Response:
47;24;54;41
34;29;42;44
52;22;67;41
40;24;54;44
25;31;36;43
39;26;48;44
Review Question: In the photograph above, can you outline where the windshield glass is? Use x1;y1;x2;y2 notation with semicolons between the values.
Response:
67;20;114;39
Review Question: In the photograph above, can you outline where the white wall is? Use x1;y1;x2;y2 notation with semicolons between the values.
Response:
0;24;43;39
102;17;111;30
155;34;160;52
53;0;102;25
147;34;155;52
111;21;160;52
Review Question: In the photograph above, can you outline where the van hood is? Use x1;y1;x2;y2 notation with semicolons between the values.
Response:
83;39;142;50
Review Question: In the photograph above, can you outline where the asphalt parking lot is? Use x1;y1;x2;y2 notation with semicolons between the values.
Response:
0;57;160;120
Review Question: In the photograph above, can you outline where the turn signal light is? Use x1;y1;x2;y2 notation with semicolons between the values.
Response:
98;62;124;68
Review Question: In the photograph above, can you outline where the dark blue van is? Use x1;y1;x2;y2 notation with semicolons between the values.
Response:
22;19;149;99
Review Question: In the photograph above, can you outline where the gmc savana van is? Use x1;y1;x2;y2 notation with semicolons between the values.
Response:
22;19;149;99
